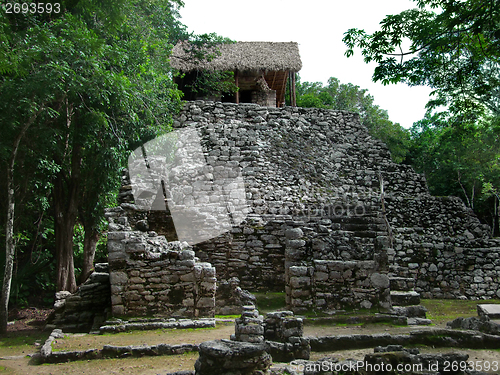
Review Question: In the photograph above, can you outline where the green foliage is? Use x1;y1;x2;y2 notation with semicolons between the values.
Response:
420;298;484;324
184;69;238;98
293;76;410;163
343;0;500;233
407;113;500;234
0;0;187;298
343;0;500;121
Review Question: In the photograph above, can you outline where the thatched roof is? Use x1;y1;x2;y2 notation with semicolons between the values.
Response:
170;41;302;72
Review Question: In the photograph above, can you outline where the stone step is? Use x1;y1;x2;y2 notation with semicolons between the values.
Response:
351;231;389;239
340;223;387;232
330;216;385;225
388;266;411;278
390;291;421;306
389;276;415;292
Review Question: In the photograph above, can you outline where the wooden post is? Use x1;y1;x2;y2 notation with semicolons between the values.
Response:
235;69;239;104
291;71;297;107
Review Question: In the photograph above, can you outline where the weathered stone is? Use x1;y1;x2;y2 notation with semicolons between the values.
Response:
195;340;271;375
370;273;390;289
477;304;500;319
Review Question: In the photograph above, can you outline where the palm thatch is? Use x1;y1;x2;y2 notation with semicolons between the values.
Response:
170;41;302;73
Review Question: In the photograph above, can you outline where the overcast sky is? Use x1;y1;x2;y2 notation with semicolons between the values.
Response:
178;0;433;129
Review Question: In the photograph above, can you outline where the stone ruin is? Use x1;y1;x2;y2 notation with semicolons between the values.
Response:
105;206;216;318
114;100;499;319
50;100;500;332
194;305;309;375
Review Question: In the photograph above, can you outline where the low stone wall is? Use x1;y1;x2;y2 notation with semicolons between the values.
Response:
308;328;500;351
287;262;391;313
39;328;198;364
195;340;272;375
106;208;216;318
46;264;111;333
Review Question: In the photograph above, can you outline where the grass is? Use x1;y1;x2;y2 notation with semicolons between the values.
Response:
252;292;499;328
420;299;491;324
49;323;234;353
0;330;48;357
254;292;286;313
214;315;240;319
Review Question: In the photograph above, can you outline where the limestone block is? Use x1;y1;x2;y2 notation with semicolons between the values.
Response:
289;276;311;289
107;232;128;240
285;228;303;239
289;266;308;277
370;273;390;289
126;242;146;253
129;277;145;284
180;250;195;260
314;272;329;282
180;273;195;282
286;239;306;249
109;271;128;286
197;297;215;308
108;241;125;253
112;305;125;316
111;295;122;305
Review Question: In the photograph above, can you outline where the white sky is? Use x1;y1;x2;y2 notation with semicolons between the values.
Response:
178;0;433;129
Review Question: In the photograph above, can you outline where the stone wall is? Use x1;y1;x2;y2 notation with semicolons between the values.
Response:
113;100;499;315
385;195;500;299
46;264;111;333
168;101;499;303
106;207;216;318
251;90;276;107
287;261;391;313
170;101;404;294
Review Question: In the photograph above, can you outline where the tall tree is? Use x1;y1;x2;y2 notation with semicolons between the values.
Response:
407;112;500;233
343;0;500;121
0;0;184;331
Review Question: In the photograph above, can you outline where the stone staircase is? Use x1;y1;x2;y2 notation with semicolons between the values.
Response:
388;266;431;325
326;206;390;261
330;215;388;238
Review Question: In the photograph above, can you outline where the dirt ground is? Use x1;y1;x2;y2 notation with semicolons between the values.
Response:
1;308;499;374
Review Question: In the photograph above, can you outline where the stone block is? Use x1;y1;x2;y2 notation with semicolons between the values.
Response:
109;271;128;285
314;272;329;282
285;228;303;239
112;305;125;316
197;297;215;308
370;273;390;289
289;276;311;289
129;277;145;284
477;304;500;319
180;273;195;282
289;266;309;277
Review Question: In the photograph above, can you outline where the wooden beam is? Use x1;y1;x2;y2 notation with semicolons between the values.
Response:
271;71;277;90
291;71;297;107
279;71;287;107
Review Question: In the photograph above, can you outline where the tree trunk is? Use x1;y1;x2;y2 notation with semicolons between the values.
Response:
1;107;44;333
79;227;99;284
494;196;499;238
1;168;16;333
53;172;79;292
53;141;82;292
